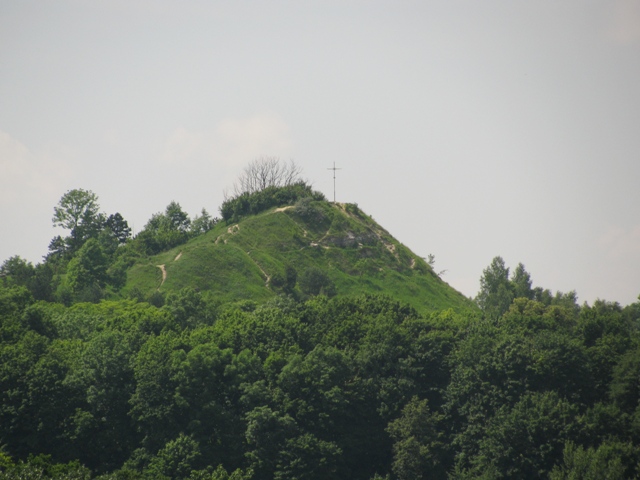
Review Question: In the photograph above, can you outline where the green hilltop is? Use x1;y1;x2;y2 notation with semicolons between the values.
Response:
123;199;474;313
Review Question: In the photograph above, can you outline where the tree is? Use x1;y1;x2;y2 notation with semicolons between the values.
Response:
245;406;299;479
0;256;35;286
476;256;513;319
387;397;446;480
165;201;191;233
104;213;131;244
190;208;216;236
164;287;209;329
511;262;533;300
298;267;335;297
66;238;109;299
231;157;304;196
136;202;192;254
52;189;103;250
146;434;201;479
465;391;580;478
549;441;638;480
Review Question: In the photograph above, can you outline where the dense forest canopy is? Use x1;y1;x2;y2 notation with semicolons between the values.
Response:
2;159;640;479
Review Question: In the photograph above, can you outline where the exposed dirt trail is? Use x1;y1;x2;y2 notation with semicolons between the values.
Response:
246;251;271;287
156;264;167;289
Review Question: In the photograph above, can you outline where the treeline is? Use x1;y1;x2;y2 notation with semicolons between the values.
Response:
0;188;219;306
2;284;640;478
1;175;324;306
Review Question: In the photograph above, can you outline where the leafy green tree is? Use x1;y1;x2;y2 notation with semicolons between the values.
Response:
0;454;92;479
0;284;34;318
104;213;132;245
0;256;35;287
270;265;297;294
170;342;244;466
164;287;210;330
17;338;88;460
129;333;180;448
136;202;192;254
465;391;580;478
165;201;191;233
298;267;335;297
30;262;55;301
64;330;139;471
52;189;104;251
510;262;533;300
244;406;299;479
46;235;70;263
609;347;640;413
146;434;201;479
387;397;446;480
275;433;342;480
0;257;54;301
66;239;109;300
190;208;216;236
549;441;639;480
475;256;513;319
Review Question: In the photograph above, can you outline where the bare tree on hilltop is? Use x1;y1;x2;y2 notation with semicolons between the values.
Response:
231;156;304;196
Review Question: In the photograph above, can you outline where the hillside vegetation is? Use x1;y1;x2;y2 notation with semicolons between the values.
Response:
124;198;472;313
2;159;640;479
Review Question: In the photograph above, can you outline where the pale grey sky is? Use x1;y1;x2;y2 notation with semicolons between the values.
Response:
2;1;640;305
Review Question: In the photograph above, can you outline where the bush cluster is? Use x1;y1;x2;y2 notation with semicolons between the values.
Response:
220;182;326;223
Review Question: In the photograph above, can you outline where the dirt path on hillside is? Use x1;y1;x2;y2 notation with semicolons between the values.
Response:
156;264;167;289
274;206;294;212
246;251;271;287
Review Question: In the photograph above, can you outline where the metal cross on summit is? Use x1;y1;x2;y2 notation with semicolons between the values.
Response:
327;162;341;203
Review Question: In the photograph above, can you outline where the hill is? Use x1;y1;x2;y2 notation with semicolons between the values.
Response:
123;199;474;312
4;184;640;479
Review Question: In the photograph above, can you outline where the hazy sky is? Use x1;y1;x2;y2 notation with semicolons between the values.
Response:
2;0;640;306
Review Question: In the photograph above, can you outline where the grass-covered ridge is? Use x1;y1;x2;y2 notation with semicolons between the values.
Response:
124;198;475;313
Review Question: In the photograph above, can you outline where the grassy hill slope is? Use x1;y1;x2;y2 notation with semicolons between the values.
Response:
123;200;475;312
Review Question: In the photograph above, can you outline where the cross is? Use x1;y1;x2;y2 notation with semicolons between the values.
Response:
327;162;341;203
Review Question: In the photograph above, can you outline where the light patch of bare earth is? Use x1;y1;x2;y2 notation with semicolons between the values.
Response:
247;251;271;286
156;264;167;289
274;206;294;212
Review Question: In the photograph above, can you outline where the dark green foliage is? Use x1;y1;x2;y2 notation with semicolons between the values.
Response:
220;182;325;223
67;239;109;297
134;202;191;255
387;397;446;479
1;289;640;478
298;267;336;297
105;213;132;245
190;209;217;236
511;262;534;299
292;197;327;225
1;256;54;301
475;256;513;319
0;454;92;479
146;434;201;479
476;257;580;320
549;441;640;480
